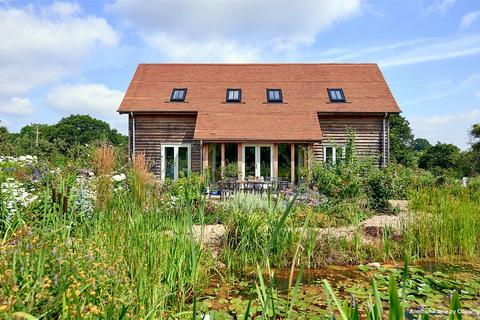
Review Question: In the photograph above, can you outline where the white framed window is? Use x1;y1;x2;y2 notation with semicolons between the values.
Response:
161;144;191;180
323;145;345;164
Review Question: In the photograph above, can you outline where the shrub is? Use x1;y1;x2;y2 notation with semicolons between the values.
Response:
364;167;394;212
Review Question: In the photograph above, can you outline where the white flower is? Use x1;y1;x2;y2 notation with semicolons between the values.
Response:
112;173;126;182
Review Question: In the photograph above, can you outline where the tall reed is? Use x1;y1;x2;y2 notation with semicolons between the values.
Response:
92;144;115;210
131;153;155;206
404;185;480;260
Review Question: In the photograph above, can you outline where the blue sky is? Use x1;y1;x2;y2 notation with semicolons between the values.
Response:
0;0;479;149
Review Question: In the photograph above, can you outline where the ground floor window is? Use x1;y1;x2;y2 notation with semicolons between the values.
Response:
161;144;191;180
323;145;345;165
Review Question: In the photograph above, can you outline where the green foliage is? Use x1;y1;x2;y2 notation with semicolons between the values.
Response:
0;125;14;154
405;185;480;259
413;138;431;152
54;114;126;149
364;167;395;212
309;130;365;201
418;143;461;176
223;162;240;178
1;115;127;165
389;114;415;167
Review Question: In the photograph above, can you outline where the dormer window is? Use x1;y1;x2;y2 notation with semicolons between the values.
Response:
327;88;346;102
226;88;242;102
266;89;283;103
170;88;187;102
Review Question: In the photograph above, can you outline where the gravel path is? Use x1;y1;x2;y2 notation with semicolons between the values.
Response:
193;200;409;248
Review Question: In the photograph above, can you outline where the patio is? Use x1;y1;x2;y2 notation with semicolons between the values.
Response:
208;177;292;200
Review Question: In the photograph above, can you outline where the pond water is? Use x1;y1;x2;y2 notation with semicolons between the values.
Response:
201;261;480;318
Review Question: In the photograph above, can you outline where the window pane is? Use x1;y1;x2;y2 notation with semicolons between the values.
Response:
208;144;221;182
334;90;340;100
260;146;271;178
278;144;291;180
245;146;256;178
165;147;175;179
178;147;189;178
225;143;238;165
172;89;185;100
325;147;334;164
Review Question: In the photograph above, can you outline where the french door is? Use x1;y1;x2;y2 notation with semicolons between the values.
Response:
161;144;191;180
242;145;273;179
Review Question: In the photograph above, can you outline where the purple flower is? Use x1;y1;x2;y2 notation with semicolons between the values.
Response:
32;168;40;181
54;274;59;285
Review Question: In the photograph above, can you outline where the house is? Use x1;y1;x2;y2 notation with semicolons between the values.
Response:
117;63;400;181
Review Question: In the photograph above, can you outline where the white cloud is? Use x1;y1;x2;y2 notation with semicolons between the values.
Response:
0;97;35;116
460;74;480;86
428;0;456;13
46;83;124;117
144;33;261;62
460;11;480;30
108;0;361;61
379;35;480;67
45;83;127;131
401;74;480;106
43;1;81;17
0;3;119;97
410;108;480;149
421;109;480;127
315;35;480;68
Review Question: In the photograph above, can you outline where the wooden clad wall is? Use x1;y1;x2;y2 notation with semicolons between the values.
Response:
129;114;201;176
313;115;388;166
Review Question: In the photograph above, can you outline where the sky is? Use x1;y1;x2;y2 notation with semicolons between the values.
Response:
0;0;480;149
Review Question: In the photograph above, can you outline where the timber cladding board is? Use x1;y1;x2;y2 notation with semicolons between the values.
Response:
314;115;387;166
130;114;201;176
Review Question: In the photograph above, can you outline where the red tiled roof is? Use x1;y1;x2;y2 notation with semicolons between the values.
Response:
118;63;400;141
194;111;322;142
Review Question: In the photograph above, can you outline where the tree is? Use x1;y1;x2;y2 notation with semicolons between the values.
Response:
463;123;480;175
20;123;55;143
413;138;431;152
0;125;13;155
52;115;127;148
389;114;415;166
418;142;461;174
470;123;480;150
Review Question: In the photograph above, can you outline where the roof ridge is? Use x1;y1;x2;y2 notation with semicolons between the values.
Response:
138;62;379;66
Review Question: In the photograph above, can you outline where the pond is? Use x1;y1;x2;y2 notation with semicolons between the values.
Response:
200;261;480;319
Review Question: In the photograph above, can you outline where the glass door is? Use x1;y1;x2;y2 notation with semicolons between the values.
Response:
242;145;273;179
259;146;271;178
165;147;175;180
244;146;256;178
161;144;191;180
